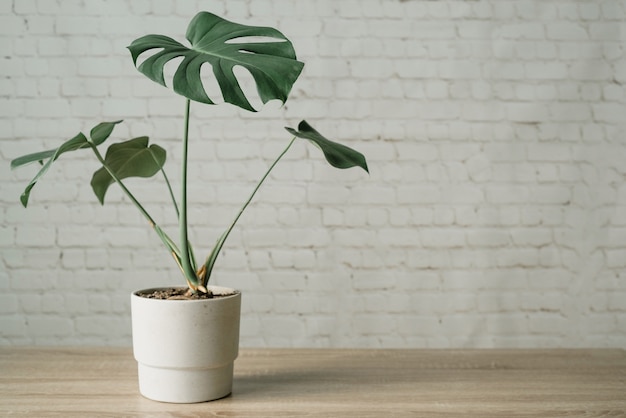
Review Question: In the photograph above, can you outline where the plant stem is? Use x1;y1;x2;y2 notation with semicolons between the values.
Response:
87;140;184;267
201;136;297;286
160;167;179;218
159;166;198;271
179;99;198;289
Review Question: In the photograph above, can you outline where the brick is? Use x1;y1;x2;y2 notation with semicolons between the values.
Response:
484;62;525;80
507;103;549;123
510;228;553;247
324;19;367;37
38;37;68;56
528;144;572;162
397;186;440;204
439;60;482;79
525;62;568;80
528;314;568;335
531;186;571;205
75;316;129;336
261;316;305;337
16;226;56;247
592;103;625;123
498;23;545;40
421;229;465;248
549;103;592;122
26;316;73;336
55;16;101;34
463;102;505;121
486;186;530;204
352;314;396;335
467;229;510;247
547;22;588;40
395;143;438;161
412;21;455;39
570;61;612;81
601;2;625;20
378;228;420;247
0;317;27;337
606;250;626;268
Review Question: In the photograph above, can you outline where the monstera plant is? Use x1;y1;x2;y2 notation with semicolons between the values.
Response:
12;12;368;403
12;12;368;295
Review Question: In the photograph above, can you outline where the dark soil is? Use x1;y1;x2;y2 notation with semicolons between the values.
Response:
136;287;236;301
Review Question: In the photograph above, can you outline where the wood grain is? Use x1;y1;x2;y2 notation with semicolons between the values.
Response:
1;347;625;417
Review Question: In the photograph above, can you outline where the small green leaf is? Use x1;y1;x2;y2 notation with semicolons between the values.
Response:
10;150;56;170
11;121;123;207
13;132;88;207
91;136;166;204
285;120;369;173
90;120;123;145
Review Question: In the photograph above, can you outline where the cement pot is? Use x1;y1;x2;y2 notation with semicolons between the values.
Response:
131;286;241;403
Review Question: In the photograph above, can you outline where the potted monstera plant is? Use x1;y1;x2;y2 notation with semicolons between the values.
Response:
11;12;368;403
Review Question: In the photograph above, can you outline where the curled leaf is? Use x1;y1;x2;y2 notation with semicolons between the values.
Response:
11;121;122;207
285;120;369;173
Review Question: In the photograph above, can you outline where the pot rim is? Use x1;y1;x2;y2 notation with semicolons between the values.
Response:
132;285;241;302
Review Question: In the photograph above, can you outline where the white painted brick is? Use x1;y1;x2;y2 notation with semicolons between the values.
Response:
506;102;549;123
0;226;15;247
606;250;626;268
546;22;588;40
261;316;305;337
592;103;624;123
571;61;613;81
528;144;572;162
15;226;56;247
324;19;366;38
0;295;18;314
467;229;510;247
27;315;74;336
0;316;27;337
307;184;350;205
601;1;625;20
525;62;568;80
397;185;440;204
2;0;625;349
421;229;465;248
528;314;569;335
75;316;128;337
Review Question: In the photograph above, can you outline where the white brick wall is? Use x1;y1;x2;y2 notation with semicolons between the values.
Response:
1;0;625;348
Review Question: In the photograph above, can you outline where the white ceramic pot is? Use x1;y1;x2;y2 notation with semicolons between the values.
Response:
131;286;241;403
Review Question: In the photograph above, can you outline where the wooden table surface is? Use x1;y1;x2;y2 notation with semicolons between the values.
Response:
1;347;625;417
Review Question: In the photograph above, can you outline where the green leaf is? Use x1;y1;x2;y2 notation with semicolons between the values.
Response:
13;133;88;207
10;149;57;169
11;121;123;207
127;11;304;111
285;120;369;173
90;120;123;145
91;136;166;204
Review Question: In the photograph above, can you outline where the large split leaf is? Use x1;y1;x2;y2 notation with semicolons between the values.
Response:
127;11;304;111
285;121;369;173
91;136;166;204
11;121;122;207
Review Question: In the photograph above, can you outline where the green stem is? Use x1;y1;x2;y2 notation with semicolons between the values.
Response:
87;141;183;264
160;167;179;218
179;99;198;288
159;167;197;270
201;136;297;287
